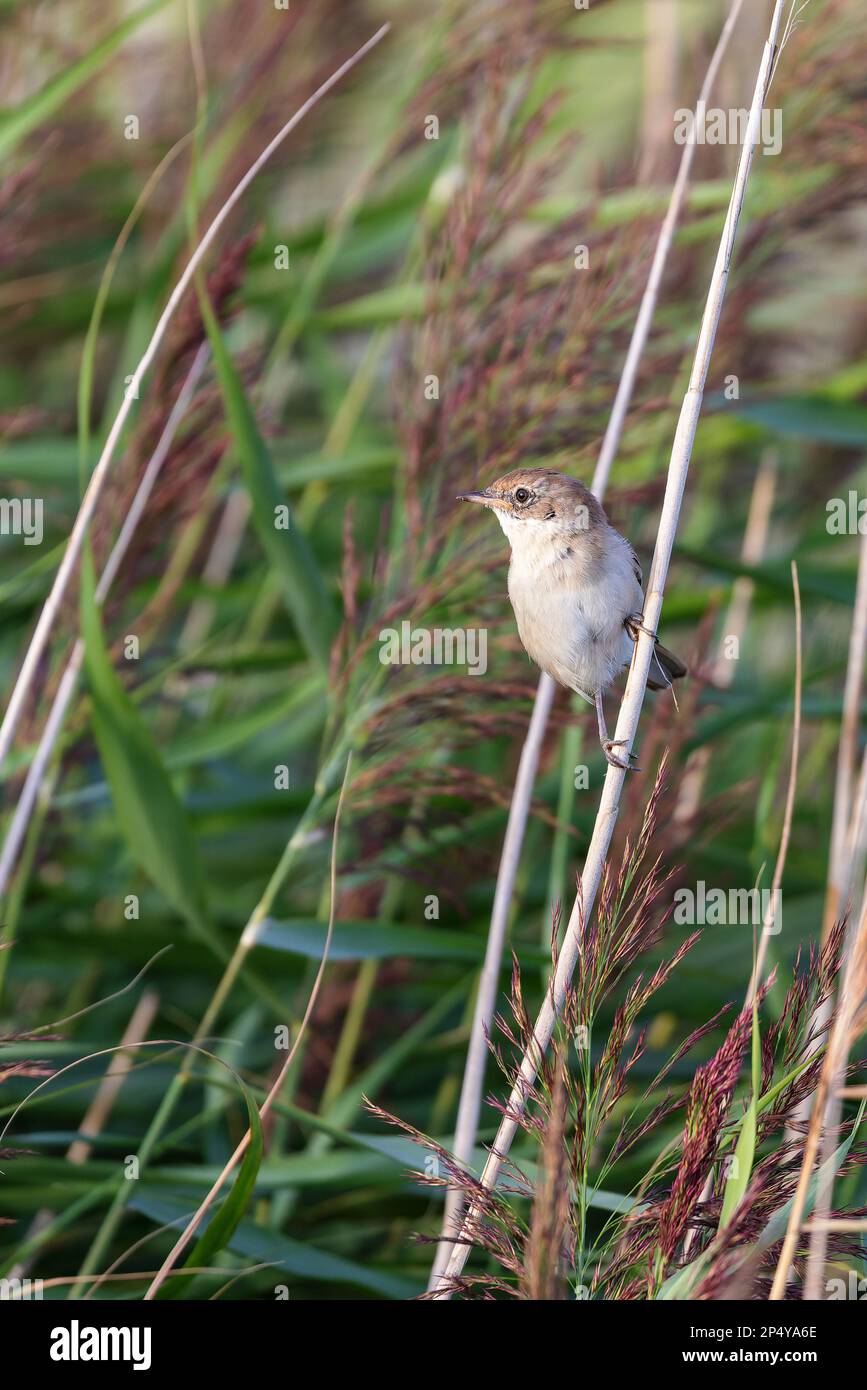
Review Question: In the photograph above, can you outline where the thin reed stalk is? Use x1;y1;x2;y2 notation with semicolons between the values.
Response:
803;648;867;1297
840;748;867;930
748;561;802;1003
0;344;209;902
684;559;802;1260
822;524;867;941
637;0;678;186
434;0;787;1295
771;891;867;1300
430;0;748;1290
789;522;867;1144
0;24;390;772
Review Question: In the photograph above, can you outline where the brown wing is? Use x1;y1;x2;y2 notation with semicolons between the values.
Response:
629;546;643;588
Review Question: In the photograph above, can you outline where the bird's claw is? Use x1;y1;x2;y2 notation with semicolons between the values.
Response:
625;611;658;643
602;739;641;772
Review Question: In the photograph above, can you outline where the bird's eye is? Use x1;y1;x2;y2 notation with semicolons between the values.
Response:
514;487;530;504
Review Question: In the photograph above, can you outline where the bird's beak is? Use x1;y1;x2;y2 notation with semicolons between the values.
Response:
456;489;500;509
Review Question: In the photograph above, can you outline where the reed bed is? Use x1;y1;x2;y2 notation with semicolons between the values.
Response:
0;0;865;1305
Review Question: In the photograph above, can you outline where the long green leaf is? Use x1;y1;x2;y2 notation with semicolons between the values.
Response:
130;1193;418;1299
727;395;867;445
255;916;549;965
160;1087;264;1300
202;298;337;668
81;557;211;940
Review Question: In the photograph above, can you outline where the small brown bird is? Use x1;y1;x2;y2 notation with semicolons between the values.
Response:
457;467;686;768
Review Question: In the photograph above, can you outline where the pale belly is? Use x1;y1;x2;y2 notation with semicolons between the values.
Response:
507;557;640;700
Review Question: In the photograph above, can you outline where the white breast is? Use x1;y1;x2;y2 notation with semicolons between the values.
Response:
497;513;642;700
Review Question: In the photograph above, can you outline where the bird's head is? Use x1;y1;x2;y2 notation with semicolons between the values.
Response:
457;468;603;539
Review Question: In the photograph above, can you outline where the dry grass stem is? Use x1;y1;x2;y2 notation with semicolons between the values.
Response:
772;894;867;1299
823;523;867;941
0;344;210;902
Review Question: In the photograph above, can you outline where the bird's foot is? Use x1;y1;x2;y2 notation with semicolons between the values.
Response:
602;739;641;772
625;611;658;643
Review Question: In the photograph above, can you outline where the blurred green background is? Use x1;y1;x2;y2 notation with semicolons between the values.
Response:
0;0;865;1298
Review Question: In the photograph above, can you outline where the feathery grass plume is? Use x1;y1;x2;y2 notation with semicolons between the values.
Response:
600;918;867;1301
519;1053;572;1301
367;767;714;1297
370;824;866;1298
690;1140;867;1302
774;891;867;1298
756;921;847;1134
652;994;771;1275
365;1095;532;1301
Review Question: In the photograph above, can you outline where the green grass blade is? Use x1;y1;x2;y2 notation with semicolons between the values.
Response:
159;1087;264;1300
202;297;337;669
254;917;548;964
728;395;867;445
0;0;171;161
129;1193;418;1298
756;1101;867;1253
81;556;211;940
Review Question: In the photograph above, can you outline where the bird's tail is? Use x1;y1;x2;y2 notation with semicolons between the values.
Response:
647;641;688;691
